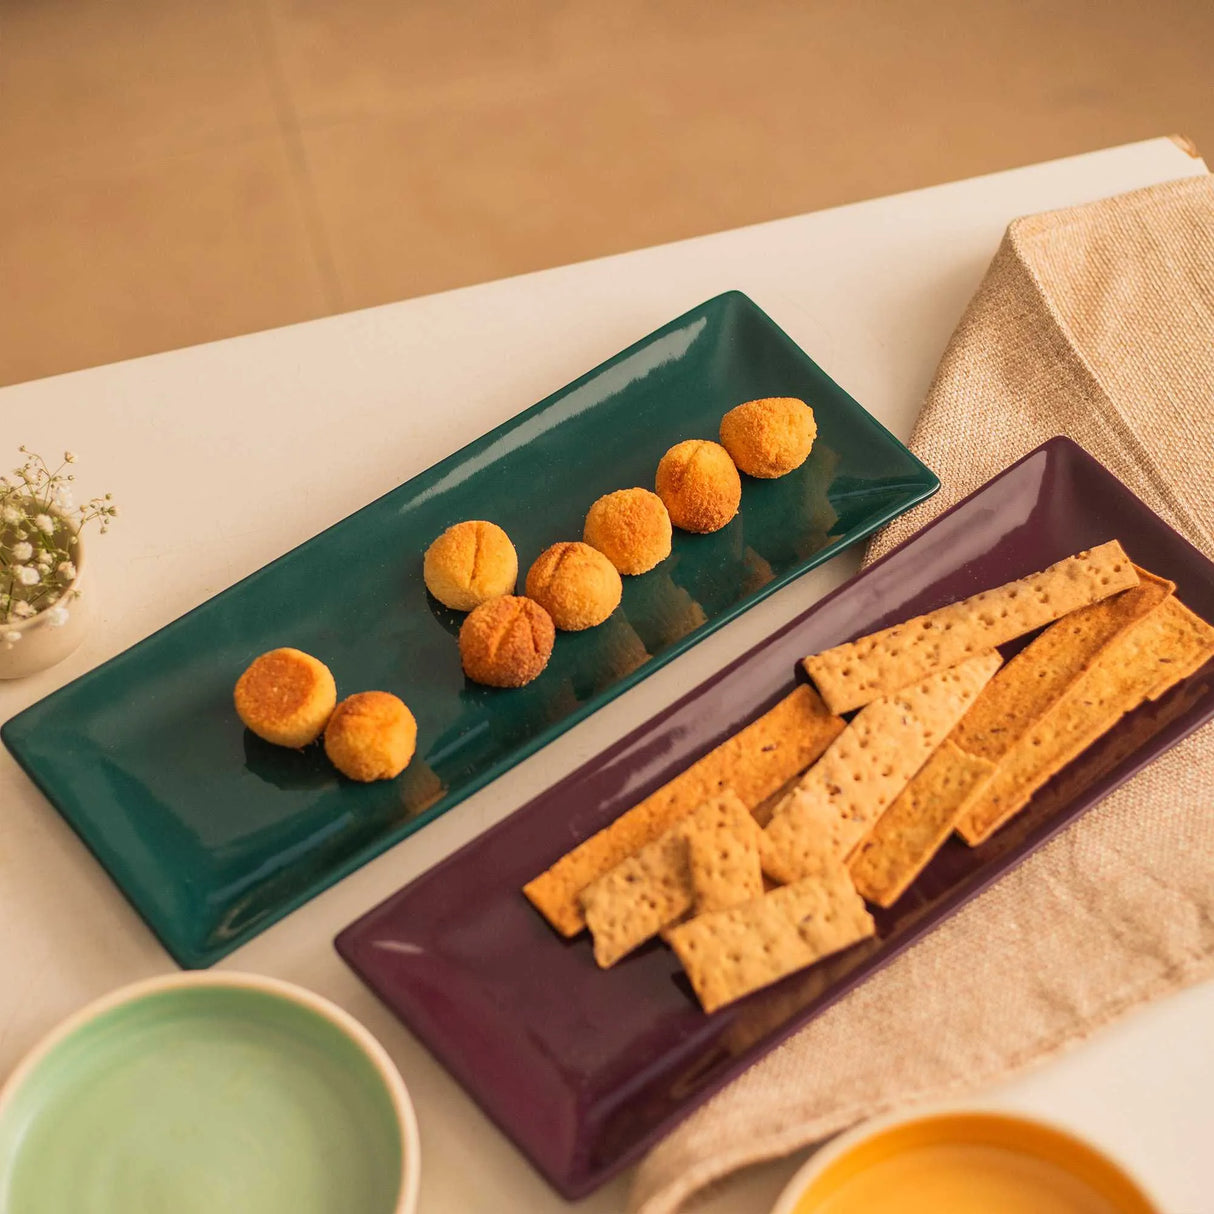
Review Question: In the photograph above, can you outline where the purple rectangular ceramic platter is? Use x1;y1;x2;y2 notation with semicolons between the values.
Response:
336;436;1214;1199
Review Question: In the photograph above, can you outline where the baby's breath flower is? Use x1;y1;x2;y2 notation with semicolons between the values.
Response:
2;630;21;646
44;605;69;628
2;447;116;625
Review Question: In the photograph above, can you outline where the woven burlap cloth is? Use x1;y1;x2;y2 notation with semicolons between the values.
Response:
630;174;1214;1214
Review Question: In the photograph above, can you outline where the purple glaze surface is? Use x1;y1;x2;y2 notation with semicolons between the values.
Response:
335;437;1214;1199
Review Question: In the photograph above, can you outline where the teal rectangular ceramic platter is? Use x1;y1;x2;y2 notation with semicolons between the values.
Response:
2;291;937;967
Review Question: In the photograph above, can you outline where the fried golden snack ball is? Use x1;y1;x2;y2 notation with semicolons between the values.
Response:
525;541;623;631
654;440;741;533
324;691;417;781
583;488;672;575
459;595;555;687
719;396;817;478
234;647;337;748
423;519;518;612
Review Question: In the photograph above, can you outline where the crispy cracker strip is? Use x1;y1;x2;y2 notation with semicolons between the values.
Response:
804;542;1139;714
667;866;875;1013
581;792;760;968
957;595;1214;845
763;651;1002;884
953;569;1173;767
524;684;844;936
847;741;994;907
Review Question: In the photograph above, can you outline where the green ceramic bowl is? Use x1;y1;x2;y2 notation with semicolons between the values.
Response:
0;974;419;1214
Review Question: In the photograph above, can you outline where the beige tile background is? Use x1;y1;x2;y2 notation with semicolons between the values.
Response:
2;0;1211;387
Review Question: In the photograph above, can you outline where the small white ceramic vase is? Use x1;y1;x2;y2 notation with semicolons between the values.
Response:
0;533;89;679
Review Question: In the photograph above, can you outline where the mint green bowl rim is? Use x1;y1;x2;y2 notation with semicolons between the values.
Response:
0;971;420;1214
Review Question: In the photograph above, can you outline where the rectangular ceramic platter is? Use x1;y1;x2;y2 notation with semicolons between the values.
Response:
335;437;1214;1199
1;291;937;968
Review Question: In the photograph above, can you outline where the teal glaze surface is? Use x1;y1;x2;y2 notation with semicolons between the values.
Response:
0;986;403;1214
1;291;937;966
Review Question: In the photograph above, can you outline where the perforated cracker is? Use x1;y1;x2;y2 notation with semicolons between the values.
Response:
685;815;764;915
763;651;1002;884
581;791;757;968
958;595;1214;845
581;828;693;969
524;684;844;936
668;866;875;1013
803;542;1139;714
847;741;994;907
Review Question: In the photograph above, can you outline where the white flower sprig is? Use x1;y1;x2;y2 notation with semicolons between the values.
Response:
1;447;119;637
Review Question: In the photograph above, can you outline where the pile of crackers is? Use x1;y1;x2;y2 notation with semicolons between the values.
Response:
523;541;1214;1013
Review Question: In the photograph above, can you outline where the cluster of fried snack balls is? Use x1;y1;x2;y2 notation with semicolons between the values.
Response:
425;396;818;688
234;649;416;782
232;397;815;780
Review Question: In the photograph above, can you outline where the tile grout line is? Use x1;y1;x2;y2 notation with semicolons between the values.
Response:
246;0;345;314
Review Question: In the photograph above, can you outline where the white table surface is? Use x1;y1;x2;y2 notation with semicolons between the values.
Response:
1;136;1210;1214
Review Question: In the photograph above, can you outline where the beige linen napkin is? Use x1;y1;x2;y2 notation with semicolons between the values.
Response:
630;174;1214;1214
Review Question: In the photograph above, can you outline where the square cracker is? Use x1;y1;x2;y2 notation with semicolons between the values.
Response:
957;594;1214;845
763;651;1002;884
685;813;764;915
524;684;844;936
667;866;875;1013
847;740;995;908
803;541;1139;714
580;828;693;969
581;791;761;968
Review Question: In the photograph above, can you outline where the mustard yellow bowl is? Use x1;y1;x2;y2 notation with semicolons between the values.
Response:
772;1109;1158;1214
